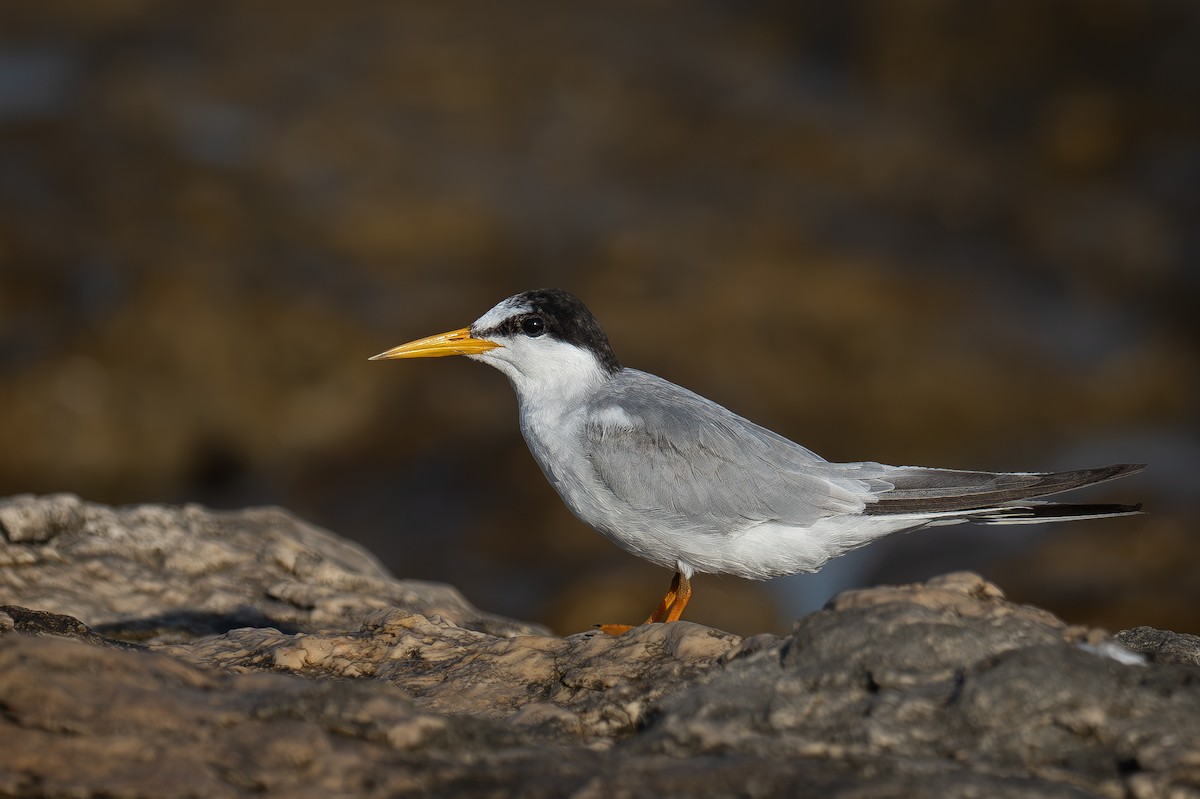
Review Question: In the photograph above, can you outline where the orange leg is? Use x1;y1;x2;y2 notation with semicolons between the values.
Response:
644;571;682;623
663;572;692;622
596;571;692;635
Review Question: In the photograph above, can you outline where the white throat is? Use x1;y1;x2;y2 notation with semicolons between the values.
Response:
469;338;612;413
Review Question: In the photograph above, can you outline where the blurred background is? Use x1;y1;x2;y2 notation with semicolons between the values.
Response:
1;1;1196;637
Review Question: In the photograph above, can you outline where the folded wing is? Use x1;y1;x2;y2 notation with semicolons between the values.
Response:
582;370;884;532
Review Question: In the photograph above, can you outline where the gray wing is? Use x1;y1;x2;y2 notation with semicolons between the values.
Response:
581;370;884;534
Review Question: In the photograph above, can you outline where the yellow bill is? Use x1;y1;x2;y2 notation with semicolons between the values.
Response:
369;326;500;360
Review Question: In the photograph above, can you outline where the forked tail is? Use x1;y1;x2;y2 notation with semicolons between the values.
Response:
864;463;1144;523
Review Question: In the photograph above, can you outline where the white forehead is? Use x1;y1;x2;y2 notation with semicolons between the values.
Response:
472;296;532;330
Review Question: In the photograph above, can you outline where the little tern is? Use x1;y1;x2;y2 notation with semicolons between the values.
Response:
371;289;1142;631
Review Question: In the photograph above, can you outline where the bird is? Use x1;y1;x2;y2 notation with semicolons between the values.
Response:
371;288;1143;632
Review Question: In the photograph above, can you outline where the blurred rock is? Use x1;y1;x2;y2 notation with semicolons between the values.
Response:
2;496;1199;797
989;512;1200;635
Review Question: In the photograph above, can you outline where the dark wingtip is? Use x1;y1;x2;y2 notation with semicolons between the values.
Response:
1090;463;1148;486
995;501;1145;521
1100;502;1143;515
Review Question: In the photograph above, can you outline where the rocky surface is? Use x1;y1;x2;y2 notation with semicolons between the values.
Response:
0;492;541;641
2;495;1199;797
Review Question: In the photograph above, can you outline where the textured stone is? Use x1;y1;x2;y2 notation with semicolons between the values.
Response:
0;493;544;641
0;632;540;799
162;609;738;742
1;495;1198;798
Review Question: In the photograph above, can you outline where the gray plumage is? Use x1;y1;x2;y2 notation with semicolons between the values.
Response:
564;366;1141;578
374;288;1143;611
583;370;884;531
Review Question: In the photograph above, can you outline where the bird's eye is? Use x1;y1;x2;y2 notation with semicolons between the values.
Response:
521;316;546;337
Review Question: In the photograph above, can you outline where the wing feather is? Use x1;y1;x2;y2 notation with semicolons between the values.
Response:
581;370;880;533
866;463;1145;514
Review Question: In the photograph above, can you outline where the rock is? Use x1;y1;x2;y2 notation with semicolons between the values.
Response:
0;493;545;641
162;609;738;742
0;603;142;651
0;632;544;799
1114;626;1200;668
1;495;1199;797
636;574;1200;797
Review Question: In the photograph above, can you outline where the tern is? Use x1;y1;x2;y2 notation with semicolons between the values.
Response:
371;289;1142;632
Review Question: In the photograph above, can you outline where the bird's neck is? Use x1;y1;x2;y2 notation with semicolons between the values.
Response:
512;365;614;416
476;340;616;413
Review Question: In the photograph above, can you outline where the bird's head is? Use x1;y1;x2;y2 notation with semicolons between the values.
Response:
371;289;622;402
